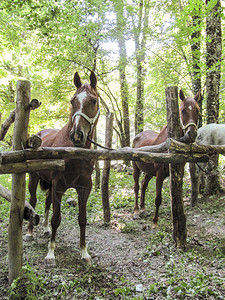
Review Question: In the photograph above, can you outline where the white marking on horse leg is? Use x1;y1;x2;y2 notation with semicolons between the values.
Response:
45;241;56;266
43;211;51;236
81;246;91;262
25;232;34;241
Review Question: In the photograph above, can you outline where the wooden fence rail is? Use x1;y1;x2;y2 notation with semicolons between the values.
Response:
0;141;209;169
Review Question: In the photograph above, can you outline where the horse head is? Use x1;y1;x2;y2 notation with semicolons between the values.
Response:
70;71;99;147
179;89;200;143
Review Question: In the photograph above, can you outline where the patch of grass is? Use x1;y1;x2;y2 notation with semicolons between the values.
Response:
147;270;225;299
121;220;140;233
9;264;47;300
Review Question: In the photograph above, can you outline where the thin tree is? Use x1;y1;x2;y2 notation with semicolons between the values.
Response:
132;0;150;135
113;0;130;147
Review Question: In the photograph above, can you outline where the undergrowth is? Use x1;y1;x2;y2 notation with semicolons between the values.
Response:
1;167;225;299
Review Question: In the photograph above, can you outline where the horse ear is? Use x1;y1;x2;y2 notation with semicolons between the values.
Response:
90;71;97;89
74;72;82;88
179;89;185;101
194;89;201;102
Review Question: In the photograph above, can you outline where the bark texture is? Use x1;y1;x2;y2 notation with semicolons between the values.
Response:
8;80;30;284
166;86;186;248
205;0;222;194
114;0;130;147
134;0;149;135
101;112;114;224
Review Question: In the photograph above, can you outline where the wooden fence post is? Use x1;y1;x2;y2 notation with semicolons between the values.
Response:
8;80;31;284
166;86;187;248
101;112;114;224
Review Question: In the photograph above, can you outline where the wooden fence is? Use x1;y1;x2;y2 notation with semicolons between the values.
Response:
1;81;224;285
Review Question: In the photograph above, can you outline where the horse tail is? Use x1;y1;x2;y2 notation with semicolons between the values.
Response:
39;179;50;191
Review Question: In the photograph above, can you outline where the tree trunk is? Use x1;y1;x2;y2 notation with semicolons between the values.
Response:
205;0;222;194
114;0;130;147
166;86;186;248
101;112;114;224
8;80;31;284
0;99;41;141
191;13;203;127
134;0;149;135
94;129;101;191
190;9;203;206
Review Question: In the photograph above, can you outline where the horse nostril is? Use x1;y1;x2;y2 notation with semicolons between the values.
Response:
77;130;83;140
188;130;197;142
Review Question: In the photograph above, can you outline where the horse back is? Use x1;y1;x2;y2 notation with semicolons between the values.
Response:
133;126;169;175
133;130;159;148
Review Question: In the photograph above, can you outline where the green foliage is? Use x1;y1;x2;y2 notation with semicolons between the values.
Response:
9;264;46;300
147;269;225;299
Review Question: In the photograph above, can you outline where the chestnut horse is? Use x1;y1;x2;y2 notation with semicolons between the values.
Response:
133;89;200;227
26;71;99;265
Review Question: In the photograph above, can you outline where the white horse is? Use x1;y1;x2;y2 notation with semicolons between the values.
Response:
190;123;225;205
196;123;225;145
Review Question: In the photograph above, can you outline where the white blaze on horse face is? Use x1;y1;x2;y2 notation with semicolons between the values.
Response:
188;105;192;111
75;91;87;127
78;91;87;103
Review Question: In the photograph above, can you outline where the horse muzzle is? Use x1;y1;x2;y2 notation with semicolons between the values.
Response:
179;129;197;144
70;129;87;147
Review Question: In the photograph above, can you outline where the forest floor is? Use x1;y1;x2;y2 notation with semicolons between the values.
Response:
0;169;225;299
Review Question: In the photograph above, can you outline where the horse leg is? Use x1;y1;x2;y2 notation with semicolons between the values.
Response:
133;161;140;219
152;170;166;229
140;173;153;214
25;173;39;241
42;188;52;237
45;183;64;267
190;163;198;206
76;186;91;263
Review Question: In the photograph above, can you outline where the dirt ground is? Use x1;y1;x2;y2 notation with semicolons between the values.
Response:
0;179;225;299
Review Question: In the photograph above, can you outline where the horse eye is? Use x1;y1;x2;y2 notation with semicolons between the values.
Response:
182;109;185;115
92;99;97;105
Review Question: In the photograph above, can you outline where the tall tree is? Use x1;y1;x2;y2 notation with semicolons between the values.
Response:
205;0;222;193
190;9;203;127
206;0;222;124
132;0;150;135
113;0;130;147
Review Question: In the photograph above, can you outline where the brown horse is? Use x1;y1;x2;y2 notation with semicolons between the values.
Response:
25;71;99;266
133;89;200;227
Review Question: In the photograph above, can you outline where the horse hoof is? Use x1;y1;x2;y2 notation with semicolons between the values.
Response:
24;234;34;242
43;231;51;238
152;223;158;229
82;256;92;265
139;210;148;219
133;212;140;220
44;257;56;267
133;214;140;220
